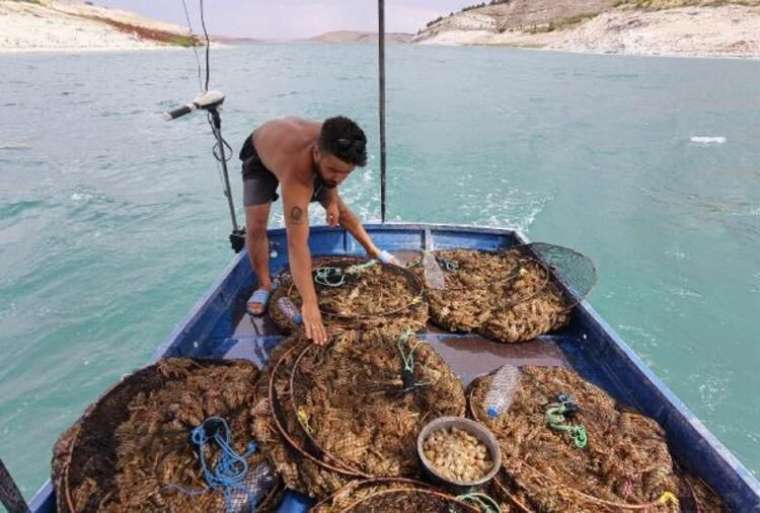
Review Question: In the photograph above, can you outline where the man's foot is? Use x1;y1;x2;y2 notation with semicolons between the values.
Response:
246;287;271;316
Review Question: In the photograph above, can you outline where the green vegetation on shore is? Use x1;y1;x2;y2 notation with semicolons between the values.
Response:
89;16;201;47
614;0;760;7
6;0;201;48
522;13;599;34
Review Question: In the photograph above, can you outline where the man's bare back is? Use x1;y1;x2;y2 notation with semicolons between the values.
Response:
252;117;321;187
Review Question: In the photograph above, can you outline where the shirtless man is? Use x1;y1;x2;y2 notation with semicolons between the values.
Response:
240;116;398;345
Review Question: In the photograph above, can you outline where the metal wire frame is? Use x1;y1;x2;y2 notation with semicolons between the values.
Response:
267;343;371;480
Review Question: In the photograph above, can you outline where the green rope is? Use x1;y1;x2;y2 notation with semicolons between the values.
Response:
451;492;500;513
396;330;417;373
545;398;588;449
390;330;430;396
313;267;346;287
313;260;378;288
437;256;460;273
347;259;379;274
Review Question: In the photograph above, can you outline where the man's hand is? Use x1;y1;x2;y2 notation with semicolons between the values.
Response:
301;301;328;345
325;201;340;227
376;249;401;266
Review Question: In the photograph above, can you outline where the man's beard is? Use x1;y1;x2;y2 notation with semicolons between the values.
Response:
316;164;338;188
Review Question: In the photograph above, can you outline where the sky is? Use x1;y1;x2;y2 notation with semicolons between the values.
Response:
95;1;477;39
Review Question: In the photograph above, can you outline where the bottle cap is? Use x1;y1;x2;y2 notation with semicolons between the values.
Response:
487;406;498;418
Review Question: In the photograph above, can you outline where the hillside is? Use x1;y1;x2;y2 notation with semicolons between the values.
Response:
0;0;198;52
415;0;760;58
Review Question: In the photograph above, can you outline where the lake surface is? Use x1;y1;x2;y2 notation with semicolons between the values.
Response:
1;43;759;498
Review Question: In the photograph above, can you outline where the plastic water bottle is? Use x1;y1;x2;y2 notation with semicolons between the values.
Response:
484;364;521;418
276;297;302;325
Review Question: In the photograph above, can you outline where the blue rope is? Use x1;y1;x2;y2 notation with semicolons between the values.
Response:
190;416;258;513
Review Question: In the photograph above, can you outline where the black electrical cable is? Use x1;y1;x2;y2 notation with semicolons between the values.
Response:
180;0;203;91
209;116;234;164
191;1;232;166
173;0;243;251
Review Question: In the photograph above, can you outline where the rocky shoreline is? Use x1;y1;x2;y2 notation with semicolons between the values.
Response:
2;0;759;59
415;2;760;59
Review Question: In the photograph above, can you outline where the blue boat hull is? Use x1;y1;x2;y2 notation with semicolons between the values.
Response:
30;223;760;512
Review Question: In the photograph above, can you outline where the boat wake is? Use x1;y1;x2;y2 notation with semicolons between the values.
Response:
690;136;727;145
475;187;551;235
0;143;31;151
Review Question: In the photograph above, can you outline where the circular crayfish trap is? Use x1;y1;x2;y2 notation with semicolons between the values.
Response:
289;329;466;479
311;478;436;513
415;247;583;344
317;484;490;513
315;478;516;513
268;256;428;335
251;335;358;499
467;366;691;513
677;473;729;513
52;358;280;513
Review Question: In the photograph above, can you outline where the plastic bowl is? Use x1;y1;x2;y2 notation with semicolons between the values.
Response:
417;416;501;489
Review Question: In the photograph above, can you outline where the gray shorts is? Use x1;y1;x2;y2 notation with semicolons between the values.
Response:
241;135;331;207
242;175;332;207
243;172;280;207
244;172;334;210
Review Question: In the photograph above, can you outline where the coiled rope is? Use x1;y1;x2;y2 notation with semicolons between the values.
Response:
396;330;419;374
545;394;588;449
187;417;259;513
393;330;431;395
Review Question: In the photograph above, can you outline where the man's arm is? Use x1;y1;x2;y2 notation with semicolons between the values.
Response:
282;180;328;345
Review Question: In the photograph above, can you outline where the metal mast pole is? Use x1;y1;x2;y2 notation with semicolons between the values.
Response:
378;0;387;223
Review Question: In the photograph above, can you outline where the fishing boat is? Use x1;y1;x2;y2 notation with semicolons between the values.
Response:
4;2;759;513
18;224;760;513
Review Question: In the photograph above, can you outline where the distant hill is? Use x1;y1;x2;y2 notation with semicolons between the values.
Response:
307;31;413;44
414;0;760;58
211;35;263;45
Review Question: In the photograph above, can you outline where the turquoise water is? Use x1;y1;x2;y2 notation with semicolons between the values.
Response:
0;43;759;500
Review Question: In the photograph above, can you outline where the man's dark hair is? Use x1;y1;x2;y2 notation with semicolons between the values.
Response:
319;116;367;167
